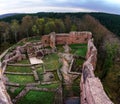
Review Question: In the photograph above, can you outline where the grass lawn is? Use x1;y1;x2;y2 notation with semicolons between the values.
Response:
70;44;87;57
36;66;44;81
17;91;55;104
38;83;59;89
6;74;34;84
6;66;32;73
43;53;61;70
16;59;30;64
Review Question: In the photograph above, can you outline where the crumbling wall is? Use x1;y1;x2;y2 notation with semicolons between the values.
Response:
0;59;12;104
0;79;12;104
41;31;92;46
80;39;113;104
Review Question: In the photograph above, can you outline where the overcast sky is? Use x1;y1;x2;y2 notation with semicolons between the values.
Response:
0;0;120;15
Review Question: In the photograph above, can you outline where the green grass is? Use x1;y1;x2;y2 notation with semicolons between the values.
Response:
70;44;87;57
57;45;64;53
38;83;59;89
43;53;61;70
16;59;30;64
7;86;25;99
53;72;60;81
17;91;55;104
6;74;34;84
36;66;44;81
6;66;32;73
37;66;44;73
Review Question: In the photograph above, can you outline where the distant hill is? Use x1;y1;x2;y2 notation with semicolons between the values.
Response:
0;13;18;19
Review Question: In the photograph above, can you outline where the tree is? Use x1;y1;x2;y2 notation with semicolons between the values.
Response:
101;42;118;80
11;19;20;42
64;15;71;32
71;24;77;31
44;20;56;34
21;15;33;38
54;19;65;33
32;18;45;35
0;21;10;43
80;15;107;48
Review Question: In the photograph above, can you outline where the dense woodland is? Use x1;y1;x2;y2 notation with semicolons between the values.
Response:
1;12;120;36
0;12;120;103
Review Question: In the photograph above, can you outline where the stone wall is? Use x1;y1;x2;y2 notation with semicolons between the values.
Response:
41;31;92;46
0;79;12;104
80;39;113;104
0;67;12;104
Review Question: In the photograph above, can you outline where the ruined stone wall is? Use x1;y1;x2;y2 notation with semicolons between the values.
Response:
80;39;113;104
0;55;13;104
0;79;12;104
41;31;92;46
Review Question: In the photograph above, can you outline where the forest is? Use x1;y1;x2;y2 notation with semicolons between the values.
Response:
0;13;120;103
1;12;120;36
1;12;120;53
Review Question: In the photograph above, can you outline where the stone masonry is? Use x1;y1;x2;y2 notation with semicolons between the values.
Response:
80;39;113;104
41;31;92;46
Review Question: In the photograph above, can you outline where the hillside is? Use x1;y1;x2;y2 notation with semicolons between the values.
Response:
0;13;17;19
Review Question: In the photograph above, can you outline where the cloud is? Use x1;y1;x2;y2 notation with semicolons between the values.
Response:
0;0;120;15
0;6;96;15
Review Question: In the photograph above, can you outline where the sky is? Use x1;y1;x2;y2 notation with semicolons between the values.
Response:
0;0;120;15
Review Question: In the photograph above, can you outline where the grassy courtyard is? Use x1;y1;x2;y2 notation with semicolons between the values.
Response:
43;53;60;70
6;66;32;73
70;44;87;57
6;74;34;84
